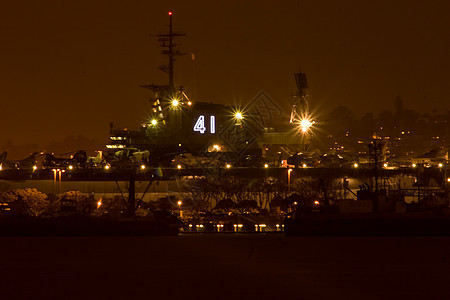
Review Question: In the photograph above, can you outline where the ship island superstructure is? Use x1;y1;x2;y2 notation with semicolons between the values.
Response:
106;12;311;168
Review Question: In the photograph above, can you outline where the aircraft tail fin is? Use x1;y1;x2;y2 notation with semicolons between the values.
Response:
0;151;7;165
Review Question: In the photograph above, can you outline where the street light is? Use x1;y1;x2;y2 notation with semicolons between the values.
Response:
298;115;315;152
288;168;293;192
177;200;182;218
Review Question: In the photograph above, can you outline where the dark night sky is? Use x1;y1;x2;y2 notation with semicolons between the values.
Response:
1;0;449;147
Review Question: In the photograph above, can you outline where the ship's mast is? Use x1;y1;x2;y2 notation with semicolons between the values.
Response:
290;72;309;123
168;11;174;88
154;11;185;90
142;12;186;123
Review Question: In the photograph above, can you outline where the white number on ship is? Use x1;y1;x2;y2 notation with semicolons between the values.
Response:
210;116;215;134
193;115;216;134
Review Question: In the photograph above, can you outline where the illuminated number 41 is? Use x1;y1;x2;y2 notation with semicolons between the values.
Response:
193;115;215;134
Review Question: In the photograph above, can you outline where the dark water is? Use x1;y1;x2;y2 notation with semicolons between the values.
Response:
1;234;449;299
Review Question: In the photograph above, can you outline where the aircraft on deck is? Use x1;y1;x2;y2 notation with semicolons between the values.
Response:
0;151;42;171
41;151;88;169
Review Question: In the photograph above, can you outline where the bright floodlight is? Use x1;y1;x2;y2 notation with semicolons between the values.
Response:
353;163;359;168
235;112;243;120
172;99;179;107
300;118;313;133
151;119;157;126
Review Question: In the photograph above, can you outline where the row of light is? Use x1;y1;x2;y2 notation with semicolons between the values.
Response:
3;162;444;172
351;162;447;169
0;165;38;171
187;224;285;231
293;201;320;205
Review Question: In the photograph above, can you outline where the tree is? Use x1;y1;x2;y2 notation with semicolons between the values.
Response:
58;190;98;216
0;188;49;216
